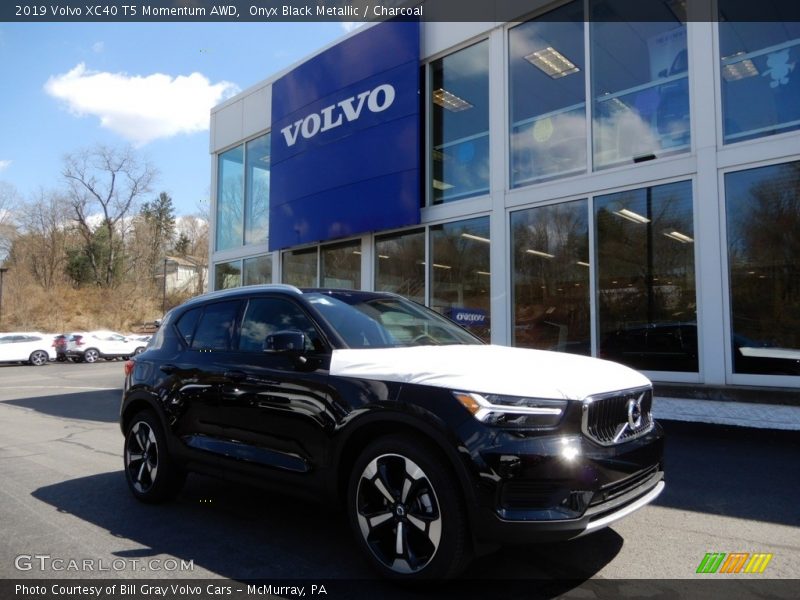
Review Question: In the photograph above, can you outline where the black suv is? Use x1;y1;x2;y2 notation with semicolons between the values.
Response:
121;285;664;579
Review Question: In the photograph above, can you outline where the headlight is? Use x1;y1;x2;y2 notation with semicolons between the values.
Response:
453;392;567;428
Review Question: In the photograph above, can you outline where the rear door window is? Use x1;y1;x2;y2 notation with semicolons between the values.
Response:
190;301;242;352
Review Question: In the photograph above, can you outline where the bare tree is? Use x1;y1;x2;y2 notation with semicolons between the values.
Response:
63;145;156;286
14;189;73;289
0;181;19;263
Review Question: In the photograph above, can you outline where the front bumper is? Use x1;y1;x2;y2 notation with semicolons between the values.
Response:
464;422;665;544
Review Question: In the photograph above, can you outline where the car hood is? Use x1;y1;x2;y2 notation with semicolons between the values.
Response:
330;344;650;400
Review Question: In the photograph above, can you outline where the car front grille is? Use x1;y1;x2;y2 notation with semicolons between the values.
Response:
589;465;660;507
582;387;653;446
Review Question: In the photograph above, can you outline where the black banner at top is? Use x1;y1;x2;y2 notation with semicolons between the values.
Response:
4;0;800;23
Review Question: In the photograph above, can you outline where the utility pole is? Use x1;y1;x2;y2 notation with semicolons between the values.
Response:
0;267;8;330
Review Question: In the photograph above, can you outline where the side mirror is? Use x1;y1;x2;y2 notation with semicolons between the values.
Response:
264;330;306;353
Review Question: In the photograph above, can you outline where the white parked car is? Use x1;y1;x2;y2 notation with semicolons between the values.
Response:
66;330;148;363
0;332;57;366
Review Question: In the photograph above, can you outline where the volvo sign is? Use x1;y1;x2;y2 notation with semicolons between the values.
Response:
269;21;420;251
280;84;396;147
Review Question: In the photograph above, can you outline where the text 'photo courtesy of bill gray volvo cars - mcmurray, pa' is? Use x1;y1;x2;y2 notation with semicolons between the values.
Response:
120;285;664;580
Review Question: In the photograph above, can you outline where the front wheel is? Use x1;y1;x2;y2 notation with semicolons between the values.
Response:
29;350;49;366
83;348;100;363
347;436;470;580
124;410;185;503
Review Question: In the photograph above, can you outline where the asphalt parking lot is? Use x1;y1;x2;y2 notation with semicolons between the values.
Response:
0;361;798;598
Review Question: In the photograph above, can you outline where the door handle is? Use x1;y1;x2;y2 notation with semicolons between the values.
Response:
160;364;177;374
224;370;247;381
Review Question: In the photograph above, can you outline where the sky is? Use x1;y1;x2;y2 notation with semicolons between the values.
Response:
0;21;359;217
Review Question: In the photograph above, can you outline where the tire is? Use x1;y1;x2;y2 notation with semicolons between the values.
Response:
83;348;100;363
347;435;471;580
124;410;186;503
134;346;146;355
29;350;49;366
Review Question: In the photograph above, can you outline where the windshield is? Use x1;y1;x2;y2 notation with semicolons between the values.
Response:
306;293;482;349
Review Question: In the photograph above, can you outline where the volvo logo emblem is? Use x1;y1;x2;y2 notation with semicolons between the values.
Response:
627;396;643;430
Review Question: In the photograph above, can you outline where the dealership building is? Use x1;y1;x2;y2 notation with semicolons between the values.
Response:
208;2;800;429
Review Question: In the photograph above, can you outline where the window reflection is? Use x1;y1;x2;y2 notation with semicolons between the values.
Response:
431;41;490;203
215;146;244;251
243;255;272;286
591;1;689;168
511;201;590;354
509;1;586;186
375;229;425;304
719;4;800;144
282;248;318;288
430;217;491;341
245;134;270;245
214;260;242;290
726;162;800;376
321;240;361;290
596;181;697;372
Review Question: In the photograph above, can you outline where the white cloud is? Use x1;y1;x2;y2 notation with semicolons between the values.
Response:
91;41;104;53
0;160;10;172
44;63;240;146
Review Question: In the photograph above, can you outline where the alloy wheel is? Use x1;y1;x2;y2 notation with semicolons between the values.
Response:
125;421;159;494
30;350;49;366
355;453;442;575
84;349;100;363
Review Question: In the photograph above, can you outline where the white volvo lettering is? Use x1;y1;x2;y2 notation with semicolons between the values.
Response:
280;84;396;147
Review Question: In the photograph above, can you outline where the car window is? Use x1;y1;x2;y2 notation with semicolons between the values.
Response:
238;297;324;353
175;307;202;346
190;301;241;352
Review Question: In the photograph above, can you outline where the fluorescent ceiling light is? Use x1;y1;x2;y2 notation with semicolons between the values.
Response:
378;254;389;259
476;270;491;276
352;250;362;255
433;263;452;270
461;232;490;243
524;47;580;79
663;230;694;243
432;88;473;112
433;179;454;190
721;54;759;81
526;249;555;259
576;261;590;267
614;208;651;224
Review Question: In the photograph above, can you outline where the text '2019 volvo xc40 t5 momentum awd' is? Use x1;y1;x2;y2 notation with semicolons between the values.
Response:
120;285;664;579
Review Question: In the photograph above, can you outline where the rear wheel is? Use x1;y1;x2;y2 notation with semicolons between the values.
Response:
124;410;185;503
83;348;100;363
347;435;470;580
29;350;49;366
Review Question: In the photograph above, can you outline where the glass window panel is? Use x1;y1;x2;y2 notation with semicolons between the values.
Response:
430;217;491;342
282;248;318;288
590;1;689;169
726;162;800;376
321;240;361;290
243;255;272;286
511;200;590;354
238;297;321;353
509;1;586;186
375;229;425;304
191;301;241;352
596;180;697;372
245;134;270;245
431;41;490;204
214;260;241;290
215;145;244;251
719;5;800;143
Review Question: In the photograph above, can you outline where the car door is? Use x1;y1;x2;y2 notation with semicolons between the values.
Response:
166;299;245;451
213;295;335;475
